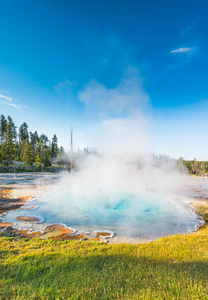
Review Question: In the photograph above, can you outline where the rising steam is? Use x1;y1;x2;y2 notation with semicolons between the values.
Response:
35;70;201;242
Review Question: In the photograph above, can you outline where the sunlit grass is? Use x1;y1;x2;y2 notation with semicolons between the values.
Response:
1;206;208;299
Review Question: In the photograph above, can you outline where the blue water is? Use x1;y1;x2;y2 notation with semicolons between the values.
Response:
4;191;202;241
1;173;203;241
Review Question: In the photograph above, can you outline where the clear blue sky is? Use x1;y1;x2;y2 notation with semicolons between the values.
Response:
0;0;207;159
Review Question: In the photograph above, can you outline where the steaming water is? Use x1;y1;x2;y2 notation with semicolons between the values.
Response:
36;192;201;240
1;172;204;242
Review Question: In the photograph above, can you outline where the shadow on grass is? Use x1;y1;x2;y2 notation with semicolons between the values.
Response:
1;247;208;299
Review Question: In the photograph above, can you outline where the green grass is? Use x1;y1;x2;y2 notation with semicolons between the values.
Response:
1;217;208;300
196;204;208;223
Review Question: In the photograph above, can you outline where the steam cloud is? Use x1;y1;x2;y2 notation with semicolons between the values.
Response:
78;68;153;154
35;70;201;242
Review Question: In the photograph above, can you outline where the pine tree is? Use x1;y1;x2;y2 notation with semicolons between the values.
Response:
59;146;65;156
0;115;7;145
19;122;29;161
35;155;42;171
192;158;198;175
7;116;17;140
0;117;15;171
30;131;39;156
42;148;52;167
19;122;29;142
37;139;43;159
0;142;7;164
22;139;34;167
39;134;49;148
51;134;58;159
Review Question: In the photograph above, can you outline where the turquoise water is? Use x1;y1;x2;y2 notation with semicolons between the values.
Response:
4;190;202;241
1;173;204;241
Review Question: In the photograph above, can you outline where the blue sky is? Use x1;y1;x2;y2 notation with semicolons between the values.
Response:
0;0;208;159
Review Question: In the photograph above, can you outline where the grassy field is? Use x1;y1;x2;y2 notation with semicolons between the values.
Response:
1;204;208;300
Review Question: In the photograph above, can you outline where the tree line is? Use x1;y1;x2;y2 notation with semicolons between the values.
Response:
0;114;65;171
0;114;207;175
178;157;208;175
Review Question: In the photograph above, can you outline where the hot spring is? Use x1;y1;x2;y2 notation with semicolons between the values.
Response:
2;155;204;242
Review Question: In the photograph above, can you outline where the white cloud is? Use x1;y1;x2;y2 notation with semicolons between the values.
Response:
171;47;196;54
0;92;27;110
0;94;13;102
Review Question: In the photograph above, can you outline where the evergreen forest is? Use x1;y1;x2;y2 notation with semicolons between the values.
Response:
0;114;208;174
0;114;65;172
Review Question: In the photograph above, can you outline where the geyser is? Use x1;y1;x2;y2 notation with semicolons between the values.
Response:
20;153;201;242
2;72;203;242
